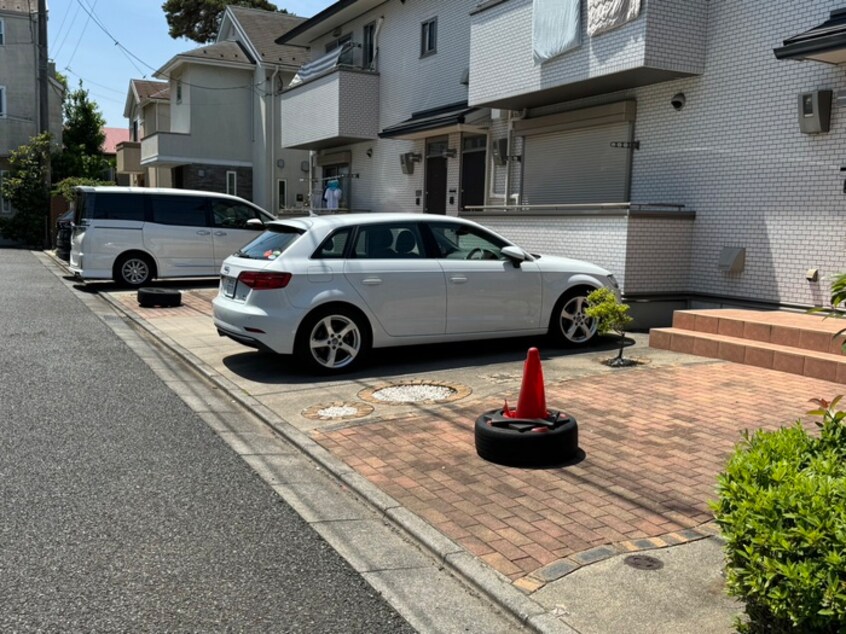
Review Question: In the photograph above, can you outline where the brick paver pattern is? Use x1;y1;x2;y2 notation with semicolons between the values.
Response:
313;363;841;581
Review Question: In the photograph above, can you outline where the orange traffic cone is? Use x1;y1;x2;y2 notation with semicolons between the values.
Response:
515;347;548;419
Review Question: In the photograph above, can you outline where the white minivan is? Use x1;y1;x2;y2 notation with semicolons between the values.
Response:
69;187;276;286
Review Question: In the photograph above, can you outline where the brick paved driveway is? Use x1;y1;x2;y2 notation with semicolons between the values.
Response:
112;289;842;588
313;363;840;585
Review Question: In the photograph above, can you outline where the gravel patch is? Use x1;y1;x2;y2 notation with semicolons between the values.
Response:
371;384;457;403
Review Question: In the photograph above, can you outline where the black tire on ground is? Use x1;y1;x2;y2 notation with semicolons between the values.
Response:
294;305;371;375
115;252;155;287
474;409;579;467
137;287;182;308
548;289;598;347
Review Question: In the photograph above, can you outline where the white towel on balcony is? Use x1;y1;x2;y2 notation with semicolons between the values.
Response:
533;0;581;65
587;0;642;36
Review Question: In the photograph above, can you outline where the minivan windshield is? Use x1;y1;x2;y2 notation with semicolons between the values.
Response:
235;225;304;260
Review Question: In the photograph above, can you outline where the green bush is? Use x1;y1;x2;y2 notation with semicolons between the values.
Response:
713;398;846;633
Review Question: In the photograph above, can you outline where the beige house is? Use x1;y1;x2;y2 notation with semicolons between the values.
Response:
118;79;173;188
120;6;311;212
0;0;63;218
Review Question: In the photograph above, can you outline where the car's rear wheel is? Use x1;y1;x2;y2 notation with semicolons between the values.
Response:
114;252;155;287
549;289;597;346
295;306;371;374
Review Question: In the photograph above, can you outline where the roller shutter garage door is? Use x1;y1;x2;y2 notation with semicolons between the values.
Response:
521;121;632;205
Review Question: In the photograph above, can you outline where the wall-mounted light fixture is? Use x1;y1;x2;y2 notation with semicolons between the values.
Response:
366;148;373;158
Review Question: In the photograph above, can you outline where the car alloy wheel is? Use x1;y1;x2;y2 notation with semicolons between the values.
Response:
308;313;363;370
117;256;153;287
555;293;597;344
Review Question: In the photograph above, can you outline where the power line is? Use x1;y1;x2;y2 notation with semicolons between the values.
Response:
66;0;99;70
53;2;81;59
54;3;79;58
64;66;125;95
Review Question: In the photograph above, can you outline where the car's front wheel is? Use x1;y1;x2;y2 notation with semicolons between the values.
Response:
549;289;598;346
295;306;371;374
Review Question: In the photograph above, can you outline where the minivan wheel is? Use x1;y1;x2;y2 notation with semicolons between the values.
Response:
549;290;597;346
295;307;370;374
115;253;154;287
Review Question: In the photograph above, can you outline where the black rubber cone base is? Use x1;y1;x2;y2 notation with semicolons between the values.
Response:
474;408;579;467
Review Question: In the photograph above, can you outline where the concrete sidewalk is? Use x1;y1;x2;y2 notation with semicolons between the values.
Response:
76;278;842;633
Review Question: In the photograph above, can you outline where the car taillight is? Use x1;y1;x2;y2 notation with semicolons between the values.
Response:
238;271;292;290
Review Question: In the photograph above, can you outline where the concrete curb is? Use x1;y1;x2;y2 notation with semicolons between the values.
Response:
82;278;578;634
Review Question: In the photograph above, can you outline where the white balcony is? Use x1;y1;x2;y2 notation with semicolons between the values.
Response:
280;68;380;151
469;0;707;110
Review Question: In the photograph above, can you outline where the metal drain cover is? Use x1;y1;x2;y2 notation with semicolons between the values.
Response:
624;555;664;571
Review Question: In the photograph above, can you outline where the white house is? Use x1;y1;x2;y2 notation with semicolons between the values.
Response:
278;0;846;324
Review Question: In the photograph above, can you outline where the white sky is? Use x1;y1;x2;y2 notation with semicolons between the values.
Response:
48;0;336;127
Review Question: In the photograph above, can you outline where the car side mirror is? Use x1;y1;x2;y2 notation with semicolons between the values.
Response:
246;218;265;229
501;245;531;267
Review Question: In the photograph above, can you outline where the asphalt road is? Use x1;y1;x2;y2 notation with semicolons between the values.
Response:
0;249;414;633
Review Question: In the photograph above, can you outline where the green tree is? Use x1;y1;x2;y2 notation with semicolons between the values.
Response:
585;287;635;366
162;0;283;44
53;83;109;181
0;133;52;246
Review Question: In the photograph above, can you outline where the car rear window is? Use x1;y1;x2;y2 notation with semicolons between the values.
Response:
76;192;144;222
235;225;304;260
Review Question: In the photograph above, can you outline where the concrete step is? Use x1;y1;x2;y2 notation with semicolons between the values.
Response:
649;327;846;383
670;309;846;356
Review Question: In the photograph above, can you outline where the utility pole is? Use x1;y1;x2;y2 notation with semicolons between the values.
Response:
37;0;51;248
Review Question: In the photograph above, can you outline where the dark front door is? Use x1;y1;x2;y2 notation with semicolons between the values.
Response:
425;137;448;215
460;135;486;210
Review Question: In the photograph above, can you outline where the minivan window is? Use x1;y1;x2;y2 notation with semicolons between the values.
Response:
92;193;146;221
235;226;303;260
151;195;208;227
211;200;265;229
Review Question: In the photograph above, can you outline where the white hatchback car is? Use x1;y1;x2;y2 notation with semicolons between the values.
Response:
213;213;619;373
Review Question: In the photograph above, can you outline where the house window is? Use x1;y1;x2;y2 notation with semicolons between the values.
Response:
363;22;376;69
131;120;139;142
0;86;6;118
1;171;13;215
421;18;437;57
326;33;353;66
277;179;287;210
0;19;5;46
226;171;237;196
176;80;183;104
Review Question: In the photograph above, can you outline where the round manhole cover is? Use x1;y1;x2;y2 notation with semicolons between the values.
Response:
359;380;471;405
624;555;664;571
301;401;374;421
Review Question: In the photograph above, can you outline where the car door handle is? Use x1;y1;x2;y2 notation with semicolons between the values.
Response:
362;277;382;285
449;275;468;284
214;231;227;236
196;230;211;236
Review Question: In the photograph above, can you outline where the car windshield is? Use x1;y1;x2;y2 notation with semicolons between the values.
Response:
235;225;304;260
